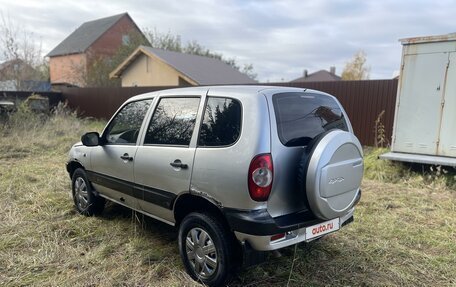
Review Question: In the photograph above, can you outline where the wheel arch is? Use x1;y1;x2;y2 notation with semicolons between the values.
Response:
173;193;230;229
67;160;85;179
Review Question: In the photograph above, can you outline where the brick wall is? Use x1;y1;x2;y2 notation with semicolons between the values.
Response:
87;15;143;63
49;53;87;87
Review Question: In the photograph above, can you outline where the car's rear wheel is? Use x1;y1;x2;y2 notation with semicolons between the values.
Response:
71;168;105;216
298;130;363;220
178;212;237;286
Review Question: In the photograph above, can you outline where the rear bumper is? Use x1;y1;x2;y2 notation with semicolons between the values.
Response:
223;189;361;251
224;207;319;236
234;210;354;251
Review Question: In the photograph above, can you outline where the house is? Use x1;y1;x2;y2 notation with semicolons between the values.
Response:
109;45;257;86
0;59;50;91
0;59;38;81
47;13;145;87
291;67;341;82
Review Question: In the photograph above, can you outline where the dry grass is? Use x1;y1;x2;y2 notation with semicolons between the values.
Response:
364;147;456;189
0;108;455;286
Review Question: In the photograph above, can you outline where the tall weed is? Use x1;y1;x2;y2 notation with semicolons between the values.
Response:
0;102;105;156
364;147;456;190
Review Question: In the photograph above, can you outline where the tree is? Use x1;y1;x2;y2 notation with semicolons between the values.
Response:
341;50;370;80
86;27;257;87
143;28;257;80
0;13;48;90
83;31;149;87
144;28;183;52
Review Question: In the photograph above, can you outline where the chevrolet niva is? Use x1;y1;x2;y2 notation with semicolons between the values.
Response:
66;86;363;286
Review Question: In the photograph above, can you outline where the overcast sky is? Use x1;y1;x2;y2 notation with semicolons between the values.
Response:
0;0;454;82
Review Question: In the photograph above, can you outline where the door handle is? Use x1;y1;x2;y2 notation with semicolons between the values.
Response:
120;153;133;161
170;159;188;169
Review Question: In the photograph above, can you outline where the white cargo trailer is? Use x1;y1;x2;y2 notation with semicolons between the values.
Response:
381;33;456;167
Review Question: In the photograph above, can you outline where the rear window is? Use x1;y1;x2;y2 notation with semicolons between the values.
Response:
272;92;348;147
198;97;242;147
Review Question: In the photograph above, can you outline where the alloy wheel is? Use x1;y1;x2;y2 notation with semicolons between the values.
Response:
185;227;218;278
74;177;89;210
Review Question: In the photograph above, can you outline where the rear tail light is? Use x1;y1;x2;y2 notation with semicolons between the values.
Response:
248;153;273;201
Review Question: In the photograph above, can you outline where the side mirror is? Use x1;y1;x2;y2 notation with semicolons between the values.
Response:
81;132;101;146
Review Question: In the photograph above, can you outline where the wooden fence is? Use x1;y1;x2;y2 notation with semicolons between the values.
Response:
0;91;62;107
60;86;177;119
59;80;398;146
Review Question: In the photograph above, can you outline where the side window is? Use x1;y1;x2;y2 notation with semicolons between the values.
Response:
105;99;152;144
198;97;242;147
145;97;200;146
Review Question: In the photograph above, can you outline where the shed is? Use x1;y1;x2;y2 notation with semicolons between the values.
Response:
381;33;456;166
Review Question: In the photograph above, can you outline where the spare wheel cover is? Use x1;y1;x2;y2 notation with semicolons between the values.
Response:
305;130;363;220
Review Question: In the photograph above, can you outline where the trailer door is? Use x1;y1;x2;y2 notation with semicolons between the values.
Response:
393;52;449;155
438;52;456;157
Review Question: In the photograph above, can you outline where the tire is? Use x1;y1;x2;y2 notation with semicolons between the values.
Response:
297;131;329;211
71;168;105;216
178;212;237;287
297;130;363;220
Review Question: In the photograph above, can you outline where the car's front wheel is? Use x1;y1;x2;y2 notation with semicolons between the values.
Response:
178;212;238;286
71;168;105;216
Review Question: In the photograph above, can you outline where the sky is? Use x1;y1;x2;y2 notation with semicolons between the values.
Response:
0;0;455;82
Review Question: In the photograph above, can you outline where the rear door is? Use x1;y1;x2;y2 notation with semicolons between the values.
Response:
134;94;204;223
89;99;153;210
267;91;351;217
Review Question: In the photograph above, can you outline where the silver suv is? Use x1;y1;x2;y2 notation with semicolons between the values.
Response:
66;86;363;286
